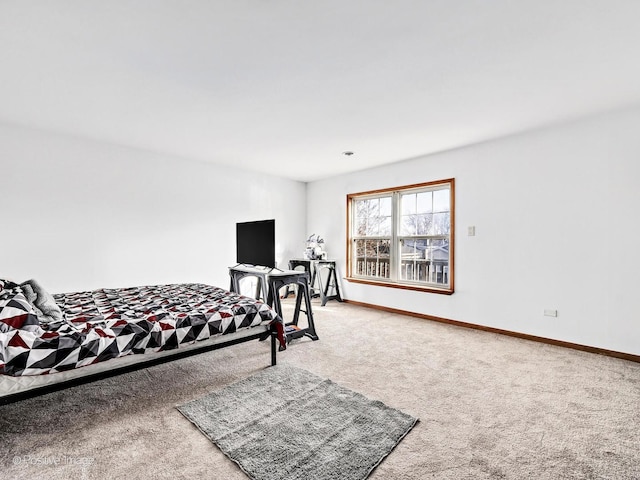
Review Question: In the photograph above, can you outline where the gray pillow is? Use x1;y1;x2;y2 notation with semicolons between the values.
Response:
21;279;63;324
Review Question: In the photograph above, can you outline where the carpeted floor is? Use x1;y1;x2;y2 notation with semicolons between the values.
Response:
1;300;639;479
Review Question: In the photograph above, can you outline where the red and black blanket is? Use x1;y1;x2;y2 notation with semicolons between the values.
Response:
0;281;284;376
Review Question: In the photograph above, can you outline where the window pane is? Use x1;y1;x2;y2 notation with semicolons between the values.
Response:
433;189;450;212
399;238;429;282
399;238;450;285
415;213;433;235
400;194;419;236
355;199;371;235
379;197;392;216
432;212;450;235
379;216;391;236
366;199;380;236
356;214;367;236
353;239;391;279
416;192;432;214
401;193;416;215
400;214;416;236
355;197;392;237
402;213;434;236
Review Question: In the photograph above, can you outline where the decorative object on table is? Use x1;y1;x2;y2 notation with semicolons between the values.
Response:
303;234;326;260
177;364;418;480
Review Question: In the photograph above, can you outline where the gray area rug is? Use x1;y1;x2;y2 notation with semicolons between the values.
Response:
177;364;418;480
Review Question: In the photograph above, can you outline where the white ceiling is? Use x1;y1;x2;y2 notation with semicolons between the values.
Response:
2;1;640;182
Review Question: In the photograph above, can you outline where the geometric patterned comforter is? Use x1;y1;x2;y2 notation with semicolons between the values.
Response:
0;283;283;377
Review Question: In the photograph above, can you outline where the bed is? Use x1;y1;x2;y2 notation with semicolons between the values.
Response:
0;279;286;404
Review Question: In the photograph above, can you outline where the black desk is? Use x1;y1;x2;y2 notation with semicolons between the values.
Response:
228;265;319;342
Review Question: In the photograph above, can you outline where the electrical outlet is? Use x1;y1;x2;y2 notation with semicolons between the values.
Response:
468;226;476;236
544;309;558;317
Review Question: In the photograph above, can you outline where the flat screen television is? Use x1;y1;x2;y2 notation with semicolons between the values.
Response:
236;219;276;268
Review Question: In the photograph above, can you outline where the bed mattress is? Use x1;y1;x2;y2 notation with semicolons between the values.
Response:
1;282;281;379
0;326;269;398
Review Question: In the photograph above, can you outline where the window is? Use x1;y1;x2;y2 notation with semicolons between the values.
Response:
347;179;454;294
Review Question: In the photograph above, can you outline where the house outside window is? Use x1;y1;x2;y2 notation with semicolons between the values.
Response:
346;178;454;294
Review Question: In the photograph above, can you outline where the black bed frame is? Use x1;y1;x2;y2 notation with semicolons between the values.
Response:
0;327;279;406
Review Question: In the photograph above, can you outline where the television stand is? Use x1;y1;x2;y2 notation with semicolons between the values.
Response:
228;265;272;301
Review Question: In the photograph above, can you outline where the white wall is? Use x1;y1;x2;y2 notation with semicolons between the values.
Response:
0;123;306;293
3;109;638;356
307;107;640;356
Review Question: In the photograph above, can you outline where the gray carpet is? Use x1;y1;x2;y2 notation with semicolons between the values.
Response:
177;364;418;480
1;300;640;479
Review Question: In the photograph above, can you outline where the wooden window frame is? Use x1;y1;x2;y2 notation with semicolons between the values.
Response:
346;178;455;295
